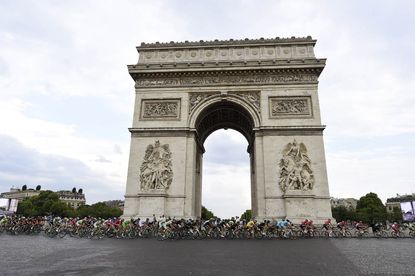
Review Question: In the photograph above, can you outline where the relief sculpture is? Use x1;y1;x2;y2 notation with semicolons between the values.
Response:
279;140;314;193
140;141;173;190
230;91;260;112
270;97;311;117
142;100;180;119
136;73;318;88
189;93;218;113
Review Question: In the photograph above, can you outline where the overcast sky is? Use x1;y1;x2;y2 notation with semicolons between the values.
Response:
1;0;414;218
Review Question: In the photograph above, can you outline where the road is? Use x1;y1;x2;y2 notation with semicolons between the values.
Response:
0;235;414;275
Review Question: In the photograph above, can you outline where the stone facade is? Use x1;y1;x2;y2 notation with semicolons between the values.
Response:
385;194;415;213
330;197;358;210
123;37;333;223
0;187;86;210
56;191;86;209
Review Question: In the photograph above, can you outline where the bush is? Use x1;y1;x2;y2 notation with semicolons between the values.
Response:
77;202;122;219
240;209;252;221
17;191;75;217
201;206;215;220
356;193;388;223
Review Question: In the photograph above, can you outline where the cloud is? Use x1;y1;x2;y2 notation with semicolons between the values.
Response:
202;130;251;218
113;145;123;155
203;130;249;166
0;134;123;203
0;0;414;217
94;156;111;163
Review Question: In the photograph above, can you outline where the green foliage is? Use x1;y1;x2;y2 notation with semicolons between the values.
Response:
17;199;36;217
17;191;75;217
388;207;403;223
201;206;215;220
36;185;41;191
356;193;387;223
240;209;252;221
331;206;357;222
76;202;122;219
22;185;27;191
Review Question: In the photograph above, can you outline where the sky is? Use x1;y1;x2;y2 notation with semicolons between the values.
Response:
0;0;414;218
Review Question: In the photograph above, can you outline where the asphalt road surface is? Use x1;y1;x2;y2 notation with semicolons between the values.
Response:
0;235;414;275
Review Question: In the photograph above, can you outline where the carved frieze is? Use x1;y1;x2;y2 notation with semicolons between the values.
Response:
269;96;312;118
279;140;314;193
137;37;315;63
135;73;318;88
189;92;219;113
140;140;173;190
229;91;260;113
141;99;180;120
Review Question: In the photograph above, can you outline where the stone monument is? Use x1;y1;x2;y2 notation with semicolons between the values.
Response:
123;36;333;223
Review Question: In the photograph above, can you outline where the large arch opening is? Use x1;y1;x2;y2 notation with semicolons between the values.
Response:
202;129;251;218
194;101;256;218
195;101;255;150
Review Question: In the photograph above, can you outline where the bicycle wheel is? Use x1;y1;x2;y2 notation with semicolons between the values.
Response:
58;230;67;238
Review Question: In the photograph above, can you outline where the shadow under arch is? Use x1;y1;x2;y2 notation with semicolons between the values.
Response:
189;95;260;151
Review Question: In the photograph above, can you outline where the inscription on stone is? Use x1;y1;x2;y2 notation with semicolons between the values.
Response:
270;96;312;118
141;99;180;120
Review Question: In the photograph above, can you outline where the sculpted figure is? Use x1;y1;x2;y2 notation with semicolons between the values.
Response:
140;141;173;190
279;140;314;193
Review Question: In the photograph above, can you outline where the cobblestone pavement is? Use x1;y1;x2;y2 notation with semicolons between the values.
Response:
0;235;414;275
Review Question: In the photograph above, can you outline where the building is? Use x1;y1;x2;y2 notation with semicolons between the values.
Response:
56;191;86;209
0;188;40;212
0;187;86;211
123;36;333;223
103;200;124;211
385;194;415;213
330;197;358;210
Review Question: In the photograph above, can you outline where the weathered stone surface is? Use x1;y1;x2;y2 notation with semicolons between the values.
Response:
123;37;332;222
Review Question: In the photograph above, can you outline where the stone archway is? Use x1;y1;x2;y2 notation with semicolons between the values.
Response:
123;37;333;223
192;99;257;218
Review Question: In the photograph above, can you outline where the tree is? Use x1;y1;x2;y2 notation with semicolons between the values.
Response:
16;191;75;217
22;185;27;191
356;192;387;223
17;199;36;217
389;207;403;223
77;202;122;219
36;185;41;191
72;187;76;193
78;188;83;194
201;206;215;220
240;209;252;221
331;206;357;222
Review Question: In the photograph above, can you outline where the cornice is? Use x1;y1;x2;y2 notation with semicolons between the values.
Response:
138;36;316;50
128;58;326;72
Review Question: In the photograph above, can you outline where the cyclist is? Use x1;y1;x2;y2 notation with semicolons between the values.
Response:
391;222;400;236
246;219;257;237
277;219;289;230
300;219;309;232
372;222;381;233
337;220;346;230
323;219;332;229
323;218;333;237
355;221;366;235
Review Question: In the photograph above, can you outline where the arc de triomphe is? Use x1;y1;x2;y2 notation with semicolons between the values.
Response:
123;37;332;223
